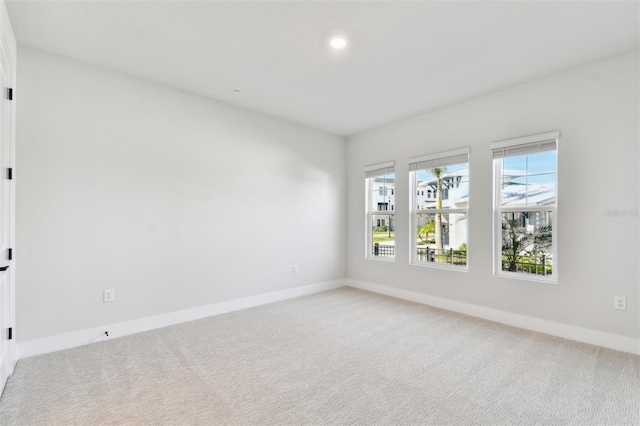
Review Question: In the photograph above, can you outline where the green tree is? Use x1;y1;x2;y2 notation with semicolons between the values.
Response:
501;216;552;272
417;216;435;244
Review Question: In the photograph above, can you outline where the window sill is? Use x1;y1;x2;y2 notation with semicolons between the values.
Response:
410;261;468;272
365;256;395;263
494;271;557;284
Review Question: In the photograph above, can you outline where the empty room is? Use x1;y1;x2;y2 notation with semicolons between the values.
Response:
0;0;638;424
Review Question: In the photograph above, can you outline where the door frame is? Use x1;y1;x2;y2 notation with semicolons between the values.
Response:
0;22;15;394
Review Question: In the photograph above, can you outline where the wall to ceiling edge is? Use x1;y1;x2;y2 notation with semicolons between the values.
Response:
15;46;347;343
346;50;640;342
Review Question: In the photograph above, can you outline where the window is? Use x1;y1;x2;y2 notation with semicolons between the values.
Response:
491;132;558;281
365;162;395;260
409;148;469;269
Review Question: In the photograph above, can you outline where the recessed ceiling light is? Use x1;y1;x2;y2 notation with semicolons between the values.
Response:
329;36;348;50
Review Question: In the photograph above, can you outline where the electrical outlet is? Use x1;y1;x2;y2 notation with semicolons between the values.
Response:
292;265;298;274
614;296;626;311
103;289;115;303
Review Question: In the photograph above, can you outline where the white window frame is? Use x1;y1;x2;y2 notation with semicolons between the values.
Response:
408;148;470;271
364;161;395;262
491;131;559;283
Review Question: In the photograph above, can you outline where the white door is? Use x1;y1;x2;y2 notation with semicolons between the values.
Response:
0;36;13;393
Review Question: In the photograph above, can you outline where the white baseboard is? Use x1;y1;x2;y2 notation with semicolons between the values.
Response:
347;279;640;355
18;278;639;359
18;279;346;359
10;342;17;371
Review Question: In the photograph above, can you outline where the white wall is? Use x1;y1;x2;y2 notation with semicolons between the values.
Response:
16;47;346;342
15;45;640;350
347;51;639;340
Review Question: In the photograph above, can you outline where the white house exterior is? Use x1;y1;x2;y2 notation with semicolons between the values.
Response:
416;168;469;250
414;166;555;250
371;177;395;230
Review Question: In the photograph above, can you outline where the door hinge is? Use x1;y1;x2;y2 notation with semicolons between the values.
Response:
6;88;12;101
7;168;12;180
8;328;12;340
7;248;12;261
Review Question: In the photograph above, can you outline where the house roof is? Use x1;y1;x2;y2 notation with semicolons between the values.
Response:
417;167;555;208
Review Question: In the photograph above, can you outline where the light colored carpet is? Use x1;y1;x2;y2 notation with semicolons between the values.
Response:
0;287;638;425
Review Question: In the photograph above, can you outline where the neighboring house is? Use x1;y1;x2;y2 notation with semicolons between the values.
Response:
417;168;469;249
371;177;395;230
416;167;555;249
501;168;555;234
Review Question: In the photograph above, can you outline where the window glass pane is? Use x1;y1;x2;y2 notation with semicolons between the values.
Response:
415;162;469;210
367;168;394;260
527;151;556;207
370;172;395;212
501;153;556;207
371;214;395;258
528;151;556;175
501;156;527;207
415;212;467;266
500;211;553;276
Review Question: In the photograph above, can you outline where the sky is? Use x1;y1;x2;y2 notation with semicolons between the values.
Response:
502;151;556;187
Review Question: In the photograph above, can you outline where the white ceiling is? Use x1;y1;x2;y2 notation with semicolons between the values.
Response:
5;1;640;137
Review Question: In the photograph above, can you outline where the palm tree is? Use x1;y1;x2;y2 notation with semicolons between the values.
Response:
417;216;435;244
431;167;446;252
501;216;552;272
